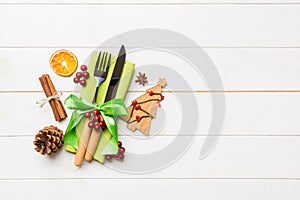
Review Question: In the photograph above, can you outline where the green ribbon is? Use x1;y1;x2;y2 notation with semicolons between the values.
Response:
64;94;128;150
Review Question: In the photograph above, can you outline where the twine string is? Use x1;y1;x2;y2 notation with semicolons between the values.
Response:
36;92;63;108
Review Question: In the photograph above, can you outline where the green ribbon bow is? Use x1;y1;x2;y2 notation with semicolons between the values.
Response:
64;94;128;150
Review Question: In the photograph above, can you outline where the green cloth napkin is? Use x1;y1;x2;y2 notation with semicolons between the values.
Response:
65;50;135;163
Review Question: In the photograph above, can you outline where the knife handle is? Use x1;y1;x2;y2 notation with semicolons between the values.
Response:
74;118;92;166
85;128;102;162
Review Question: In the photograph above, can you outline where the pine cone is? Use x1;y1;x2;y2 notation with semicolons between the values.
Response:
33;126;64;155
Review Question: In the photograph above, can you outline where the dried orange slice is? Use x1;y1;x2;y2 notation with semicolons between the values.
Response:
49;49;78;77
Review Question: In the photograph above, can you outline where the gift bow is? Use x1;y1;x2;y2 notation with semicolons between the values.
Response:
64;94;128;150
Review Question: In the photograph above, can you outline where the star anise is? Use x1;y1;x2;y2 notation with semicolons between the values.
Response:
135;72;148;86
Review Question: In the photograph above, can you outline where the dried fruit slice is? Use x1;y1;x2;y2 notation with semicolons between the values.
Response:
49;49;78;77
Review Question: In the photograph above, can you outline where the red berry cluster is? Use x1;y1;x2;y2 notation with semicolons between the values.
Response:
84;109;106;131
105;141;126;161
73;65;89;86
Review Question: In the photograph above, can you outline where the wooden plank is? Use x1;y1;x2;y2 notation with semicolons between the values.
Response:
1;179;300;200
1;92;300;136
1;48;300;91
0;92;207;135
0;6;299;47
1;136;300;178
1;0;300;4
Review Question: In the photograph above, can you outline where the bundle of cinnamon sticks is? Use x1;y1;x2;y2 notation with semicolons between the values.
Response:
39;74;67;121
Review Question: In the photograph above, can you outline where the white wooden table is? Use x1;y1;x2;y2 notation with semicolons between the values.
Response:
0;0;300;199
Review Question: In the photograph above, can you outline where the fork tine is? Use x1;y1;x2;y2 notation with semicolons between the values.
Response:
105;54;111;72
102;53;108;71
99;52;106;71
95;51;102;71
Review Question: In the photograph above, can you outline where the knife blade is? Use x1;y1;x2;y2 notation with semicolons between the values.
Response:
104;45;126;102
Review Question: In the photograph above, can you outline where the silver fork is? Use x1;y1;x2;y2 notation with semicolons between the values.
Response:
93;52;111;103
83;52;112;162
74;51;111;166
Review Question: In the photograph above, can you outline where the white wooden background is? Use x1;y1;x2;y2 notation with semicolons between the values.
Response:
0;0;300;199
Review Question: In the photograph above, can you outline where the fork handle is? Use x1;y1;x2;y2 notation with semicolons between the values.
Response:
74;118;92;166
85;128;102;161
93;87;99;104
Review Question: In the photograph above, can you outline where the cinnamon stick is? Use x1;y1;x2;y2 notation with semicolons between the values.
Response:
43;74;67;120
39;74;67;121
